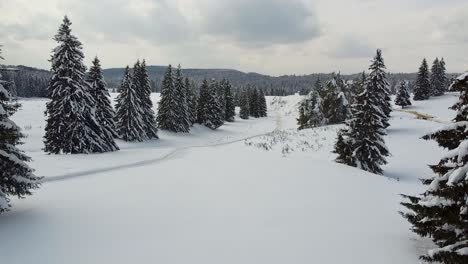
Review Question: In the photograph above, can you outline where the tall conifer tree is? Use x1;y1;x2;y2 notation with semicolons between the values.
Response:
44;16;117;154
413;58;431;100
134;60;158;139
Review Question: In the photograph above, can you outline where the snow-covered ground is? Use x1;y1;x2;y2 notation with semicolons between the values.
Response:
0;93;459;264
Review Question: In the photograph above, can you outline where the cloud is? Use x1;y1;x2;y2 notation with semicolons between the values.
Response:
323;36;374;59
198;0;320;47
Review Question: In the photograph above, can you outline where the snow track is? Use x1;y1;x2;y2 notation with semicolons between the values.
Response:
42;114;283;183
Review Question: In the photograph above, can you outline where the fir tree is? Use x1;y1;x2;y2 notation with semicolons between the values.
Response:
258;89;267;117
223;79;236;122
413;58;431;100
431;58;448;97
0;49;40;214
87;56;119;140
401;72;468;264
44;16;118;154
197;79;224;129
335;51;390;174
185;77;198;125
394;80;411;108
297;89;324;130
134;60;158;139
173;65;191;132
115;66;145;141
249;87;260;118
366;49;391;128
216;80;227;118
321;75;350;124
239;88;250;120
157;64;189;132
439;58;448;93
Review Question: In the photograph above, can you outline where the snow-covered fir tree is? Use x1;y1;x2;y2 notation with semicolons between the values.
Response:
173;65;191;132
197;79;224;129
115;66;145;141
0;49;40;214
334;52;389;174
249;87;260;118
86;56;119;139
366;49;391;128
394;80;411;108
401;72;468;264
185;77;198;125
297;89;324;130
413;58;431;100
157;64;189;132
239;88;250;120
44;16;118;154
134;60;158;139
216;80;227;118
439;58;448;92
258;89;267;117
430;58;448;97
320;75;350;124
223;79;236;122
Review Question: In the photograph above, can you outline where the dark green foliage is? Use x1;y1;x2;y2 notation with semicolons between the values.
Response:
258;89;267;117
394;80;411;108
430;58;448;97
320;75;350;124
333;128;354;166
413;58;431;100
115;66;145;141
239;89;250;120
87;56;119;139
134;60;158;138
297;89;324;130
401;72;468;263
366;49;391;128
44;16;118;154
185;77;198;125
0;49;40;213
249;87;260;118
223;79;236;122
197;79;224;129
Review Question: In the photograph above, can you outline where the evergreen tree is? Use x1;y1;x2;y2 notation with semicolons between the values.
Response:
0;49;40;214
413;58;431;100
197;79;224;129
173;65;190;132
185;77;198;125
258;89;267;117
217;80;227;118
297;89;324;130
115;66;145;141
157;64;189;132
249;87;260;118
431;58;448;96
223;79;236;122
44;16;118;154
401;72;468;264
239;88;250;120
394;80;411;108
315;77;325;99
87;56;119;140
335;51;390;174
134;60;158;139
321;75;350;124
366;49;391;128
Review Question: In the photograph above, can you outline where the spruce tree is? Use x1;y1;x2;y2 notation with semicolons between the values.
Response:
239;88;250;120
366;49;391;128
87;56;119;139
185;77;198;125
401;72;468;263
258;89;267;117
197;79;224;129
217;80;227;118
431;58;448;96
0;49;40;214
134;60;158;139
321;75;350;124
223;79;236;122
394;80;411;108
249;88;260;118
44;16;118;154
335;52;389;174
439;58;448;93
297;89;324;130
413;58;431;100
173;65;190;132
115;66;145;141
157;64;189;132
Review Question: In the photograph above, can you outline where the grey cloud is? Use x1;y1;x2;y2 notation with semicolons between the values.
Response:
0;14;56;41
199;0;320;47
325;36;373;59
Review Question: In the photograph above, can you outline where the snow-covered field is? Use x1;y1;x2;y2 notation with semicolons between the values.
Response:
0;93;459;264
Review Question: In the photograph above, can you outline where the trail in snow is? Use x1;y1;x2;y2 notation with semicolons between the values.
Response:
42;113;283;183
393;108;449;124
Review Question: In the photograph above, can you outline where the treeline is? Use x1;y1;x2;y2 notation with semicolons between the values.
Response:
1;66;49;97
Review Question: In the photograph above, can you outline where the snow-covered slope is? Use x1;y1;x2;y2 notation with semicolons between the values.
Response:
0;93;458;264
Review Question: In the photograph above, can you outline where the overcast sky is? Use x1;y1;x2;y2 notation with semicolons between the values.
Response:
0;0;467;75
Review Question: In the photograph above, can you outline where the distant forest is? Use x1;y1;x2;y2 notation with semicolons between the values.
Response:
3;64;459;98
